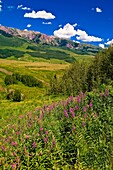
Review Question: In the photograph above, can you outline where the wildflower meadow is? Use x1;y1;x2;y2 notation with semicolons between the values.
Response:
0;89;113;169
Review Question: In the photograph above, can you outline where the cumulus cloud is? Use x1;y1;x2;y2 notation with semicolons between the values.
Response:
17;5;23;9
105;39;113;45
59;24;62;27
0;1;2;12
54;23;76;39
24;29;28;31
0;4;2;12
42;22;52;25
76;29;102;42
73;23;77;27
24;10;55;19
27;24;31;28
99;44;105;49
96;7;102;13
17;4;31;11
53;23;102;42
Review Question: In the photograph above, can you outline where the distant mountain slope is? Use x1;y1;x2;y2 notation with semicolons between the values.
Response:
0;25;102;62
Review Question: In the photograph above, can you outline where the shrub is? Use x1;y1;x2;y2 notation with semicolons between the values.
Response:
21;74;43;87
6;89;25;102
4;75;17;86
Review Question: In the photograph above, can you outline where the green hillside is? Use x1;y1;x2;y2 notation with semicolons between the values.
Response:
0;28;97;63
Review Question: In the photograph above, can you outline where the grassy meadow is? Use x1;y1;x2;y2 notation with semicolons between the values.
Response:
0;58;70;122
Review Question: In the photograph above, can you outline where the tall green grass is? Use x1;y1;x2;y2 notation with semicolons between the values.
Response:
0;89;113;169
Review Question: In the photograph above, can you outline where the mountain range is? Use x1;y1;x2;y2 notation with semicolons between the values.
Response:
0;25;102;63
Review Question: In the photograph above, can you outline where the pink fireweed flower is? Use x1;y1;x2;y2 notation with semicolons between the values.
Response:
75;105;79;110
12;163;16;170
39;127;43;131
52;139;56;146
89;102;93;108
43;137;48;144
72;112;75;118
1;145;5;151
45;131;49;135
72;126;76;131
84;113;88;118
83;107;87;112
104;89;109;96
25;135;29;139
64;110;69;118
11;141;18;146
99;92;103;97
69;108;74;113
11;152;16;156
94;113;98;118
82;122;85;127
32;142;36;148
77;96;81;103
16;156;20;164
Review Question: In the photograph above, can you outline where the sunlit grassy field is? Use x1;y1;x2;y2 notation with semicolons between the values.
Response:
0;59;69;123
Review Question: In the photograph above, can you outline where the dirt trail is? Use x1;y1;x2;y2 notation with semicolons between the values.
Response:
0;68;12;75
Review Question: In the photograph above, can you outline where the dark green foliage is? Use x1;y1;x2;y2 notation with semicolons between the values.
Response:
7;89;24;102
4;73;43;88
4;75;17;85
28;49;76;63
0;34;26;47
12;89;22;102
87;46;113;90
50;46;113;95
0;30;13;37
21;74;43;87
50;60;89;96
0;49;24;58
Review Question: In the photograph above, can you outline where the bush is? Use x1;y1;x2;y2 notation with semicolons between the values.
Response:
6;89;25;102
4;75;17;86
5;73;43;88
50;60;90;96
21;74;43;87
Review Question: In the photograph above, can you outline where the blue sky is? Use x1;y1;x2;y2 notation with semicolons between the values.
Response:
0;0;113;47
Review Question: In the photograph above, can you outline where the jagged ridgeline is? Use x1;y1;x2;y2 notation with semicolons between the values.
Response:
0;25;101;62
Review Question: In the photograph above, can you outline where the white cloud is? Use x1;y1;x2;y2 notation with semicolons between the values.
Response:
99;44;105;49
24;10;55;19
0;4;2;12
17;5;31;11
27;24;31;28
17;5;23;9
107;38;109;41
76;29;102;42
73;23;77;27
96;7;102;13
22;7;31;11
54;23;102;42
59;24;62;27
24;29;28;31
54;23;76;39
105;39;113;45
0;0;2;12
42;22;52;25
75;41;80;44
